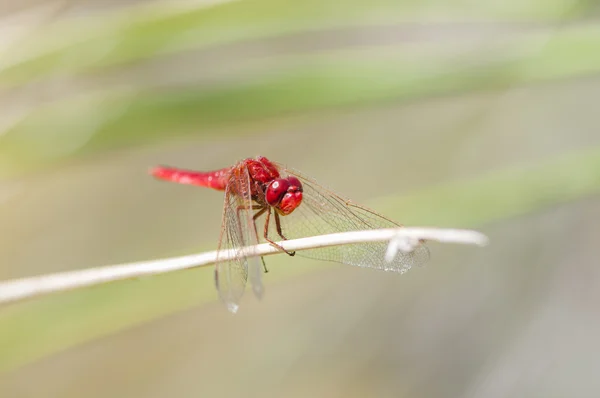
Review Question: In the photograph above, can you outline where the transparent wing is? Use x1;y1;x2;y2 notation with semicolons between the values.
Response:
273;164;430;273
215;165;263;313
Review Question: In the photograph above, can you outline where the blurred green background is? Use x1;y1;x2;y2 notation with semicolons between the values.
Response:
1;0;600;396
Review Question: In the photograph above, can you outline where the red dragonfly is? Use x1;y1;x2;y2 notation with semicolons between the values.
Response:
151;156;429;312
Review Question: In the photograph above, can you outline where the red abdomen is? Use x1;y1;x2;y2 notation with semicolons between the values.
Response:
151;165;230;190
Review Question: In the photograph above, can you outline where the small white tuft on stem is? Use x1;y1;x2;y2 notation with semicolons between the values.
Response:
0;227;489;306
385;234;422;262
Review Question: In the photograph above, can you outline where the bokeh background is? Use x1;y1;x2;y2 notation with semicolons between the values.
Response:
1;0;600;397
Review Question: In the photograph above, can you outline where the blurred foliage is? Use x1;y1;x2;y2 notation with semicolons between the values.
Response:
1;0;600;395
1;0;597;84
2;1;600;176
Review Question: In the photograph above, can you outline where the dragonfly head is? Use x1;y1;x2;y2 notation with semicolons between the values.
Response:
265;176;303;215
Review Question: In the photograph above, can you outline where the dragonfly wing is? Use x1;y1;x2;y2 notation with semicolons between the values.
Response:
234;165;265;300
215;165;263;313
273;165;430;273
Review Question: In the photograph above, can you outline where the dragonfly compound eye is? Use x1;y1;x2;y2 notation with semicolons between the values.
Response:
287;176;303;191
266;178;291;206
277;176;303;215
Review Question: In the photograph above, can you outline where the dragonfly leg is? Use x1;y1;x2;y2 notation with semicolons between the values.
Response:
260;256;269;273
236;204;271;273
251;207;267;221
252;208;269;273
264;208;295;256
236;204;264;235
274;212;295;256
235;204;264;241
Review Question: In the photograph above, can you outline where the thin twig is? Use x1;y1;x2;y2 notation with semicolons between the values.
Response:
0;227;488;305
